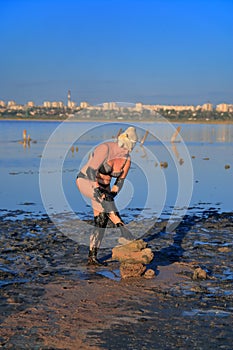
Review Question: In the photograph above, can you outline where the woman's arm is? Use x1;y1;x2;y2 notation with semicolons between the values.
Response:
86;143;109;186
111;157;131;194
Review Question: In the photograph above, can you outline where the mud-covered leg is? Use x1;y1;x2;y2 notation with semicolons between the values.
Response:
88;212;108;266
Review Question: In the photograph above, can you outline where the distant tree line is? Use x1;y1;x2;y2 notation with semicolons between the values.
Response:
0;107;233;122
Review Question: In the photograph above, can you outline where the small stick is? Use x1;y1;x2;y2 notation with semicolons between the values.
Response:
140;130;149;145
23;129;27;142
171;126;181;143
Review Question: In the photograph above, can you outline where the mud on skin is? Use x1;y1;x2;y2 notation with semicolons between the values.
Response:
0;210;232;349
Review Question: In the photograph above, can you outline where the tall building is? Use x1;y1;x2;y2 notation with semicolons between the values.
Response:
67;90;71;107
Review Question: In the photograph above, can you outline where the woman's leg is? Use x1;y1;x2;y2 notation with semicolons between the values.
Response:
90;211;108;250
76;177;103;213
77;178;133;258
76;177;108;265
88;211;109;265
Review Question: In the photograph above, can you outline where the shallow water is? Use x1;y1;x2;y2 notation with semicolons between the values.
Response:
0;120;232;222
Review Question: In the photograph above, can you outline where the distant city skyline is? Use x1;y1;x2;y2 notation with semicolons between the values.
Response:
1;0;233;106
2;97;233;114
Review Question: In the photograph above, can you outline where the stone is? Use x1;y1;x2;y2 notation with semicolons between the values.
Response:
218;247;231;253
117;239;147;252
120;262;146;279
112;239;154;279
144;269;155;279
112;246;154;264
160;161;168;168
192;267;207;280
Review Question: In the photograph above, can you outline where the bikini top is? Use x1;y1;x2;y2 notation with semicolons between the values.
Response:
98;157;128;178
83;141;129;179
97;143;129;178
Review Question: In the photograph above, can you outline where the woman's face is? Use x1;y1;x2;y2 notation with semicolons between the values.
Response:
127;139;137;152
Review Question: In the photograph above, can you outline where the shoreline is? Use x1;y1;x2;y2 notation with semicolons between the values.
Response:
1;117;233;125
0;211;232;349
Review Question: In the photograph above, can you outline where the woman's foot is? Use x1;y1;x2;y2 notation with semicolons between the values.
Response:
88;248;107;266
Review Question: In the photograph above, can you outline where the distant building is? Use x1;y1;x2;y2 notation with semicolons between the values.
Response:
26;101;35;108
51;101;64;108
7;100;23;110
9;105;23;110
67;90;71;106
68;101;76;109
67;90;76;108
135;103;143;111
7;100;16;108
216;103;229;112
201;103;213;112
43;101;64;108
43;101;52;108
80;101;90;109
152;104;195;112
0;100;6;107
103;102;118;110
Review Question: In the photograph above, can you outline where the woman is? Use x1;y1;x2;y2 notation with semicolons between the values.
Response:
76;126;138;265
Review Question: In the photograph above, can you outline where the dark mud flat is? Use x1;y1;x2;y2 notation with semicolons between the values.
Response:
0;210;232;349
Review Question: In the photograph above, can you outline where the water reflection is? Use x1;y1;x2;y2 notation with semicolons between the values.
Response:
171;126;181;143
171;142;184;166
179;123;233;143
18;129;32;148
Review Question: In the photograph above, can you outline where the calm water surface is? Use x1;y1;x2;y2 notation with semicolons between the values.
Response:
0;120;232;221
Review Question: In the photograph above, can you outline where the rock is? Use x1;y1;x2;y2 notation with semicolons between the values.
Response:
120;262;146;279
192;267;207;280
0;258;10;264
144;269;155;279
160;161;168;168
112;246;154;264
117;239;147;251
112;239;154;279
218;247;231;253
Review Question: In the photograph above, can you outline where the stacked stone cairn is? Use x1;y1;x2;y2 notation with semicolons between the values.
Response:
112;239;155;279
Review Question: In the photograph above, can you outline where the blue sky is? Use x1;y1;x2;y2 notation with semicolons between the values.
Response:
0;0;232;105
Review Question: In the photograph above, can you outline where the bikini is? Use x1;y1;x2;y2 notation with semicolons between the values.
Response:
77;149;128;181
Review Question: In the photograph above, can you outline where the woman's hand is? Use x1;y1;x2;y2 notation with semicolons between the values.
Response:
93;187;105;203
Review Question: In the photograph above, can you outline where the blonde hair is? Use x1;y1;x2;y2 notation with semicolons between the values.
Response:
118;127;138;151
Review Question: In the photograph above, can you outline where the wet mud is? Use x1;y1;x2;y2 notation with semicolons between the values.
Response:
0;210;232;349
